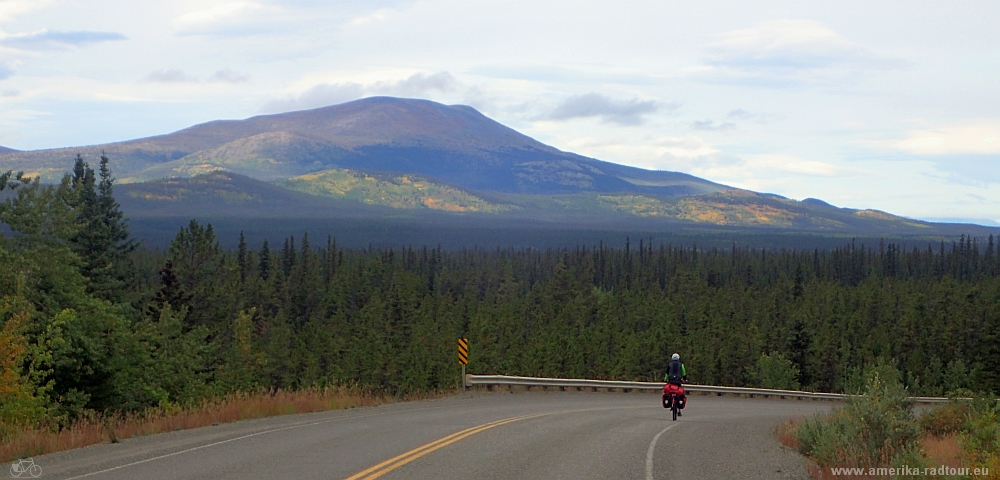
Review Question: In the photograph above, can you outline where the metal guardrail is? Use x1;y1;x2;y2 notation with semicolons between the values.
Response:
465;374;953;404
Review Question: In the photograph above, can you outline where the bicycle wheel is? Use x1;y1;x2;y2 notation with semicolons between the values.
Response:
29;464;42;477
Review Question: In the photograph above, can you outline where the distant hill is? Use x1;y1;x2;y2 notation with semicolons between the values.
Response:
5;96;998;239
0;97;727;197
115;171;999;237
0;146;17;154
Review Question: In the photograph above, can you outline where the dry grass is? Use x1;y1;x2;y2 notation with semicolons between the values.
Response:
0;386;422;463
921;433;965;469
796;432;971;479
775;417;803;451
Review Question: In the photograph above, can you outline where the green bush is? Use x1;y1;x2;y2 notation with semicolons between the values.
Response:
962;398;1000;463
918;402;969;437
797;369;922;468
748;353;800;390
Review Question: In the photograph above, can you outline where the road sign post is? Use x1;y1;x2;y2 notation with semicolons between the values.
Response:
458;338;468;390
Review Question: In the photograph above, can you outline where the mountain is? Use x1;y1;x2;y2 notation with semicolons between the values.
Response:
0;97;726;197
0;146;17;154
4;97;997;238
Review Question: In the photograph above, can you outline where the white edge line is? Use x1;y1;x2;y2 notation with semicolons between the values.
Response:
65;404;654;480
62;405;447;480
645;423;677;480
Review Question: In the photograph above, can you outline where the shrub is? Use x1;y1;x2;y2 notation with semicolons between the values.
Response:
918;402;969;437
797;370;921;468
962;410;1000;464
748;353;800;390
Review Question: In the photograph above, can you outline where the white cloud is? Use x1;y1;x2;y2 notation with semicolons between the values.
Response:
0;29;126;51
892;121;1000;155
142;69;199;83
695;19;905;87
541;93;668;126
691;109;773;131
207;68;250;83
469;63;664;85
260;71;459;113
560;134;722;172
0;0;52;23
349;8;394;26
740;154;864;177
173;2;284;36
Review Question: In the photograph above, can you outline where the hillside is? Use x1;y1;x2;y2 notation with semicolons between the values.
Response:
118;171;402;219
0;146;16;154
0;97;727;197
114;171;1000;238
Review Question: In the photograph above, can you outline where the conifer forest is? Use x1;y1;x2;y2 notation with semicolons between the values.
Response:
2;159;999;431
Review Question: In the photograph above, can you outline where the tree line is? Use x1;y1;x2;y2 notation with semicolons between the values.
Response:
2;159;999;433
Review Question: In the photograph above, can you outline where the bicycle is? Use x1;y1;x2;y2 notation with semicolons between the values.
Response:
10;458;42;478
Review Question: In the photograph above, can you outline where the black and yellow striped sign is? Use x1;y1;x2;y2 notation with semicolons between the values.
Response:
458;338;468;365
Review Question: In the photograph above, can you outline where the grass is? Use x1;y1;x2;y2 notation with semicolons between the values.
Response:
776;391;1000;480
0;386;424;463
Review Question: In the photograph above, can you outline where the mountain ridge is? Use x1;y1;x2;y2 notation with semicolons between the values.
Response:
3;97;994;236
0;97;728;197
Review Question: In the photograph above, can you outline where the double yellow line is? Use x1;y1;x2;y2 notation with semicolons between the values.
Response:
344;414;540;480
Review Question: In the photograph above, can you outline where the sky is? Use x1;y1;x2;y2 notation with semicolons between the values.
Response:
1;0;999;224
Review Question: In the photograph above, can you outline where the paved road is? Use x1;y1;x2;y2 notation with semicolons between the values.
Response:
32;391;831;480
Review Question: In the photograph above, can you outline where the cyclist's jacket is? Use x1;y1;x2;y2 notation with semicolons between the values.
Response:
665;359;686;385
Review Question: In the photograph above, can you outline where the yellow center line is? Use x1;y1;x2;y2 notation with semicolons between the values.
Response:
343;414;543;480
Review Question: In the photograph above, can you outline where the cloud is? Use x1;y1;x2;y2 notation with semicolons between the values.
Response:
0;62;12;80
0;29;126;51
741;154;864;177
891;121;1000;155
207;68;249;83
142;69;199;83
692;109;772;131
726;109;772;123
542;93;667;126
565;135;722;171
469;63;663;85
174;2;285;36
349;7;394;25
386;71;458;96
695;19;905;87
260;71;459;113
1;89;18;97
0;0;53;23
692;120;736;131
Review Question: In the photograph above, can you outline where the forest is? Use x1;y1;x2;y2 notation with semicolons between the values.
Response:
1;158;999;434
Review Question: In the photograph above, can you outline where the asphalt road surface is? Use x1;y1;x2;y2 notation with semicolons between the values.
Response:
31;391;832;480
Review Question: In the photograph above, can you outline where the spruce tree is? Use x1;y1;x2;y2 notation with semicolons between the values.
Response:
68;154;136;303
237;231;248;282
259;240;271;280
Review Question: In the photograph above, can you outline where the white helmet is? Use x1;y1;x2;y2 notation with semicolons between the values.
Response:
671;353;680;361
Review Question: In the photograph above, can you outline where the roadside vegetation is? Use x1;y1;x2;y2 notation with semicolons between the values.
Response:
3;156;1000;462
0;387;393;463
777;361;999;479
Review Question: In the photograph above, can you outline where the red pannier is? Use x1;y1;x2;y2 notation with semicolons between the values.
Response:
662;383;686;409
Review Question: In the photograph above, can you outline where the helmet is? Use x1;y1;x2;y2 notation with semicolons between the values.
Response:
671;353;680;361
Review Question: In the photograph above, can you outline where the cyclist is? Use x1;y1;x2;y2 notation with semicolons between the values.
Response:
664;353;688;415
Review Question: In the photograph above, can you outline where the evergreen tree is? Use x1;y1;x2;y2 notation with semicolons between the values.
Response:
237;231;249;282
68;154;136;303
259;240;271;280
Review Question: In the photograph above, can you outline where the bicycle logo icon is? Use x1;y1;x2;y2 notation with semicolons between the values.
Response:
9;458;41;478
